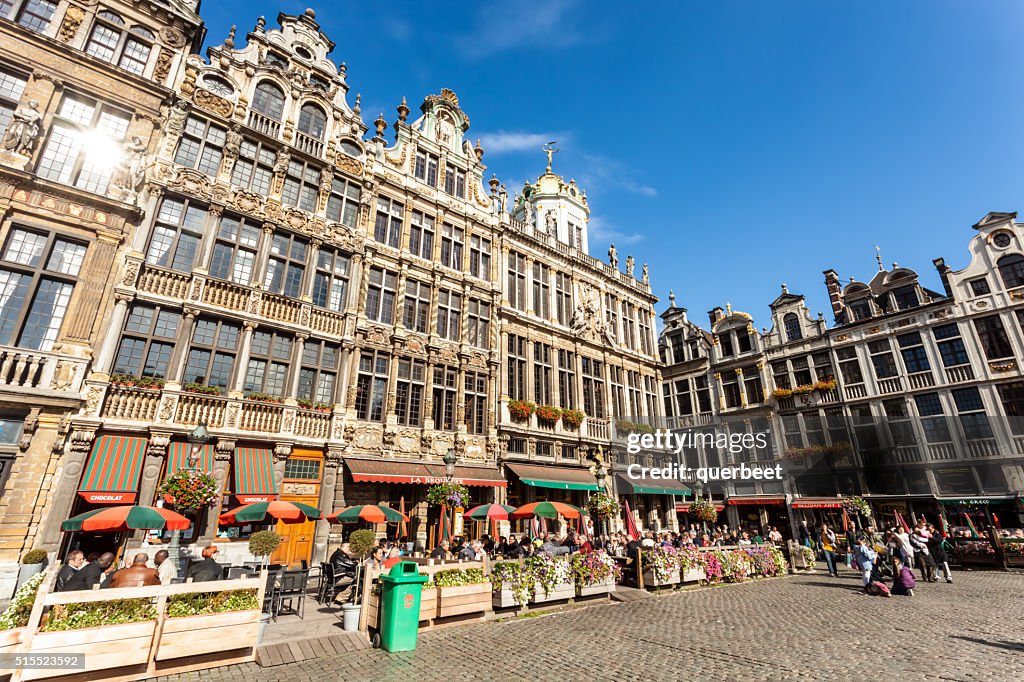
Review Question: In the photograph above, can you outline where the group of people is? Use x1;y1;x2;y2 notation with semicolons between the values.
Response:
55;549;178;591
834;518;953;597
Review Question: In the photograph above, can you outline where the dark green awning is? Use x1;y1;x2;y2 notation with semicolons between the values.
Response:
506;463;601;491
616;475;691;498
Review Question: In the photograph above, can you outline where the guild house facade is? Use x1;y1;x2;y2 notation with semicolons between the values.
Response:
0;0;202;598
0;6;662;594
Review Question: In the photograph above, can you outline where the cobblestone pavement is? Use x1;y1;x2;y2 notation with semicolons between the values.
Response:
154;570;1024;682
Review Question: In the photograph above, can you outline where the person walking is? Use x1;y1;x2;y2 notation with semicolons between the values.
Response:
819;524;839;577
851;535;877;592
910;522;936;582
927;524;952;583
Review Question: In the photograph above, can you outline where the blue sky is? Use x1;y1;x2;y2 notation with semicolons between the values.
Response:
199;1;1024;330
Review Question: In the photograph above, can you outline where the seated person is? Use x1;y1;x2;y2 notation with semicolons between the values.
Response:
329;544;358;580
891;557;917;596
107;553;161;588
187;545;223;582
430;539;452;560
64;552;114;591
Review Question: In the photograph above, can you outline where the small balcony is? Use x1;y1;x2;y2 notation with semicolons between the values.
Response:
945;365;974;384
247;110;281;138
907;372;935;389
294;131;324;157
0;347;87;396
877;377;903;394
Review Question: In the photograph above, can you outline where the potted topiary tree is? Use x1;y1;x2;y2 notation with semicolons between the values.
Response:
341;529;377;631
16;548;48;590
247;530;282;642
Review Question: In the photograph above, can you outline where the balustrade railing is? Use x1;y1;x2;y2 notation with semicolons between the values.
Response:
261;293;302;324
175;392;227;427
101;385;161;421
877;377;903;394
137;265;190;299
239;400;283;433
294;131;324;157
202;279;249;312
294;409;332;439
907;372;935;389
247;110;281;138
945;365;974;383
845;384;867;399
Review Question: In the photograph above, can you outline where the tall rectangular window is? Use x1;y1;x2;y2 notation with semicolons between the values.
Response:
974;315;1013;360
813;351;834;381
325;176;360;227
469;234;491;279
644;375;659;417
298;340;338;404
281;159;320;212
395;358;425;427
897;331;930;374
507;334;526;401
555;272;572;326
622;302;637;350
208;214;259;284
408;210;435;260
532;262;550;319
85;11;154;75
432;365;457;430
627;370;642;416
373;197;403;248
443;163;466;198
672;378;693;416
311;246;349;312
0;69;28;140
695;376;712;413
836;346;863;384
174;116;225;176
581;357;605;418
952;386;992;440
609;366;625;416
355;350;389;422
604;294;618;341
743;366;763;405
112;304;178;378
914;392;950;443
414;151;438;186
507;251;527;310
244;330;292;397
402;280;430;333
639;310;653;355
182;318;239;390
558;349;576;410
436;289;462;341
465;371;487;434
230;138;275;195
0;228;86;351
365;266;397;324
145;197;206;273
998;381;1024;435
37;95;130;194
533;342;552;404
933;323;968;367
467;298;490;348
264;232;307;298
440;223;464;270
868;339;898;379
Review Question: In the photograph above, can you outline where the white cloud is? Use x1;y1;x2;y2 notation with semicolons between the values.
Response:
588;216;644;246
478;131;567;154
456;0;587;59
577;152;658;198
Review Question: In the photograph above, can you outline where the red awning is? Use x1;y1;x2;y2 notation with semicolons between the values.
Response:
78;435;148;504
676;502;725;512
346;458;506;487
233;447;277;504
166;442;215;476
791;498;845;509
727;496;787;506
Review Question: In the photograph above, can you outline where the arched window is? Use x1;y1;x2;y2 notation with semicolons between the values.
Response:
84;10;154;75
998;254;1024;289
298;103;326;140
783;313;802;342
252;81;285;120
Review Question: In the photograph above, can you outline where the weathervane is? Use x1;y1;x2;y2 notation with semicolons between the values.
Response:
543;141;559;172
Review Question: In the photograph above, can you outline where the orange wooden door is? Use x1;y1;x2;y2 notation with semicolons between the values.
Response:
271;496;317;567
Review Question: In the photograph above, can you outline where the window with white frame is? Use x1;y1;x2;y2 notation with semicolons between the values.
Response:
281;159;320;212
469;234;490;279
443;163;465;199
609;365;625;415
555;273;572;326
311;246;349;312
532;262;550;319
440;223;464;270
436;289;462;341
243;330;292;398
251;81;285;120
467;298;490;348
507;334;526;401
208;214;259;285
3;1;58;33
36;94;131;194
0;228;86;351
112;303;178;378
297;103;326;140
414;150;438;186
581;357;605;418
432;365;458;430
298;339;338;404
533;342;552;405
354;350;389;422
465;371;487;434
373;197;403;249
0;70;28;140
365;266;396;324
85;11;155;76
230;138;275;195
621;301;636;350
325;176;359;227
639;309;653;355
395;358;425;426
402;279;430;333
507;251;527;311
557;349;576;410
182;318;239;390
408;210;435;260
174;116;226;176
264;231;307;298
146;197;207;272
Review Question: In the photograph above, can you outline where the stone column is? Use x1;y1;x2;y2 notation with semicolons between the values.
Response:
131;186;163;252
348;253;364;311
251;224;276;287
316;449;340;561
288;333;308;400
166;310;198;385
302;239;321;300
200;439;234;543
230;321;258;395
130;433;170;544
90;294;131;376
195;204;224;274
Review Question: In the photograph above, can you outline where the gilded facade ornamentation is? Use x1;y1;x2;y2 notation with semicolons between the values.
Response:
153;48;174;85
57;6;85;43
158;396;177;421
194;88;235;118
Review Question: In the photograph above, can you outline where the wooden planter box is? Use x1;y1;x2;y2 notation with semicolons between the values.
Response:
23;620;156;681
576;577;616;597
530;581;574;603
642;568;680;587
437;583;492;618
157;609;260;661
682;567;707;583
0;627;24;655
492;587;527;609
366;587;438;628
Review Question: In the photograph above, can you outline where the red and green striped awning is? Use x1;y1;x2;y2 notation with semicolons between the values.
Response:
233;447;277;504
78;435;148;504
165;442;215;477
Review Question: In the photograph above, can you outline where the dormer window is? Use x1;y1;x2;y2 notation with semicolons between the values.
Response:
339;140;361;158
737;330;752;353
893;285;919;310
6;0;57;32
849;299;872;321
414;151;438;187
993;232;1012;248
265;52;288;69
201;75;234;98
444;164;465;199
720;333;734;357
997;254;1024;289
783;313;802;342
969;278;991;296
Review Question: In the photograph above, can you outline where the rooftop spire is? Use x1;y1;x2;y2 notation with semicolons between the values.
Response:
543;141;558;173
875;245;884;271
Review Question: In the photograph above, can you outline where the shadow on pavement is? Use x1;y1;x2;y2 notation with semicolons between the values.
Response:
950;635;1024;652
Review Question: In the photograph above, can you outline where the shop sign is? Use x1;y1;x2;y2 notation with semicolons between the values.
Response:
236;494;275;504
453;509;465;537
942;498;992;506
791;501;843;509
79;492;137;504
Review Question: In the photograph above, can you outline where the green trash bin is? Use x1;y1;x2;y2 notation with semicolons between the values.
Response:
378;561;428;652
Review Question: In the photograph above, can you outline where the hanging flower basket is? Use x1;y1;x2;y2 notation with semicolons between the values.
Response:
427;482;469;508
586;493;620;519
535;404;561;426
690;498;718;523
508;399;535;422
157;469;219;510
560;409;584;430
771;387;793;400
843;496;871;518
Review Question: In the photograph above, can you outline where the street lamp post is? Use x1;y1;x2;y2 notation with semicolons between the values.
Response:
169;422;211;576
443;449;457;483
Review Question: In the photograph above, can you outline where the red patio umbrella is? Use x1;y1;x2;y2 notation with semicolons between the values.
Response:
623;498;640;541
218;500;321;526
510;501;585;520
326;504;409;524
61;505;191;532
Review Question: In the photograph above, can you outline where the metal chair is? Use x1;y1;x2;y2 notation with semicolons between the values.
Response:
261;566;282;615
273;569;308;620
226;566;249;580
316;562;334;604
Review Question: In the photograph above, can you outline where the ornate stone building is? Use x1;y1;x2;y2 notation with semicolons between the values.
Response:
0;0;202;597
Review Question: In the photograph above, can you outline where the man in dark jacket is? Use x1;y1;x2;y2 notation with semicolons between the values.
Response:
107;553;161;588
187;545;223;582
55;550;85;592
927;524;952;583
64;552;114;591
